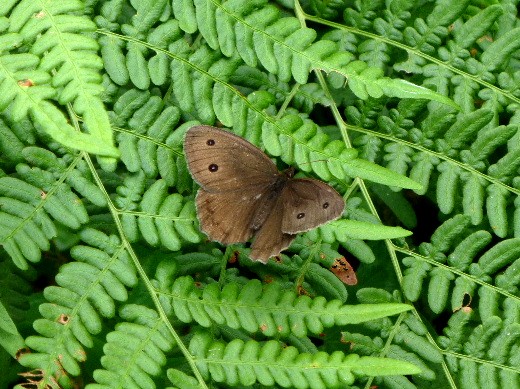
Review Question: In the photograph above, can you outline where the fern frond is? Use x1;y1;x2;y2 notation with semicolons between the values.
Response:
111;89;186;182
400;213;520;382
0;144;108;268
19;228;137;379
3;0;119;157
0;188;54;269
307;219;412;249
0;53;54;119
91;304;175;389
117;176;201;250
161;276;411;337
98;12;183;88
168;40;242;124
260;113;420;189
0;116;32;167
189;330;420;387
362;97;520;237
402;215;520;313
172;0;453;106
439;313;520;389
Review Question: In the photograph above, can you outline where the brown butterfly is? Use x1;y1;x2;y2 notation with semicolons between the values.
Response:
184;125;344;263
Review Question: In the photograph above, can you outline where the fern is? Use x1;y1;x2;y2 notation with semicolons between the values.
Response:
0;144;106;269
1;0;119;159
401;215;520;387
402;215;520;316
92;304;175;388
160;275;411;337
19;228;137;386
1;0;520;388
188;330;420;387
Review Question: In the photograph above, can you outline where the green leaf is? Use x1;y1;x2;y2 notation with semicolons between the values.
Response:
344;158;422;190
325;219;412;240
0;301;25;356
381;79;460;109
31;103;120;158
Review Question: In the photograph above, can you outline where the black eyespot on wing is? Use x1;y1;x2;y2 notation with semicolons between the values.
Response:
207;139;215;146
323;202;329;209
297;212;305;219
208;163;218;172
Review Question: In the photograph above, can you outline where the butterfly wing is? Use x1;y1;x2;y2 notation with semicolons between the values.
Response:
250;195;296;263
196;189;263;244
281;179;344;234
184;126;280;192
198;184;295;262
185;126;343;262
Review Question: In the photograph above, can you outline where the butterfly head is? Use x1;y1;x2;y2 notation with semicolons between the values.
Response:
283;167;296;178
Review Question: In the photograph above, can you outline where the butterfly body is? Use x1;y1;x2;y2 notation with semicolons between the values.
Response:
184;125;344;262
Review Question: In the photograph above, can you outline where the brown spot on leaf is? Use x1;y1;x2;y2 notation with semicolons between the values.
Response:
58;314;69;324
330;257;357;285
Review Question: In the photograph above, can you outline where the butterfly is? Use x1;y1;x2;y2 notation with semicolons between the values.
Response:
184;125;344;263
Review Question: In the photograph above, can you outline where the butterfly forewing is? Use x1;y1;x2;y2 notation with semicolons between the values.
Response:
184;126;279;192
196;188;265;244
281;179;344;234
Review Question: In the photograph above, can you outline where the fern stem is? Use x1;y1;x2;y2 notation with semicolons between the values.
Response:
351;124;520;198
301;13;520;107
295;0;352;148
443;349;520;376
294;238;321;292
314;69;353;148
276;83;301;120
394;245;520;302
355;177;406;286
364;313;407;388
306;30;410;297
293;0;306;28
83;152;209;389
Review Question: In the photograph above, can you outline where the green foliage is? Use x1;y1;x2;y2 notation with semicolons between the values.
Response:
188;330;420;387
160;275;411;337
0;0;519;388
1;0;119;159
93;304;175;388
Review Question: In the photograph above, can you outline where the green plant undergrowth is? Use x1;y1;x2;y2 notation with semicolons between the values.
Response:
0;0;519;388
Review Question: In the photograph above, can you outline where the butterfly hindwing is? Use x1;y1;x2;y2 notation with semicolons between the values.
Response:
250;194;296;263
281;179;344;234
